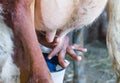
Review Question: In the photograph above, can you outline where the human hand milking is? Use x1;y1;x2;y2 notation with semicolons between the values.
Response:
35;0;107;68
36;30;87;68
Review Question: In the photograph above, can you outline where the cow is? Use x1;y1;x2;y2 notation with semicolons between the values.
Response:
35;0;108;67
0;0;108;83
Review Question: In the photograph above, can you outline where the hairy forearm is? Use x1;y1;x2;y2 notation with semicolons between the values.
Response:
12;1;53;83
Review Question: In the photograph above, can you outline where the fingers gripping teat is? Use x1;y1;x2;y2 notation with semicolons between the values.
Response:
46;30;57;43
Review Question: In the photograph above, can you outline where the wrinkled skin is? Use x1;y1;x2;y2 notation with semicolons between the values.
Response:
35;0;108;67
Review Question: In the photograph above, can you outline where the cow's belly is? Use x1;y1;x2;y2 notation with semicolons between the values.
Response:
36;0;74;31
0;4;20;83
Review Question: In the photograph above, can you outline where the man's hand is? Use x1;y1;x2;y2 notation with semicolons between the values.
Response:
47;36;87;68
37;31;87;68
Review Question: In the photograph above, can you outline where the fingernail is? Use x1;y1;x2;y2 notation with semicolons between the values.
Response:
63;63;68;68
55;37;60;43
71;46;75;49
77;56;82;61
64;60;70;67
84;48;87;52
48;56;52;60
64;64;68;68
